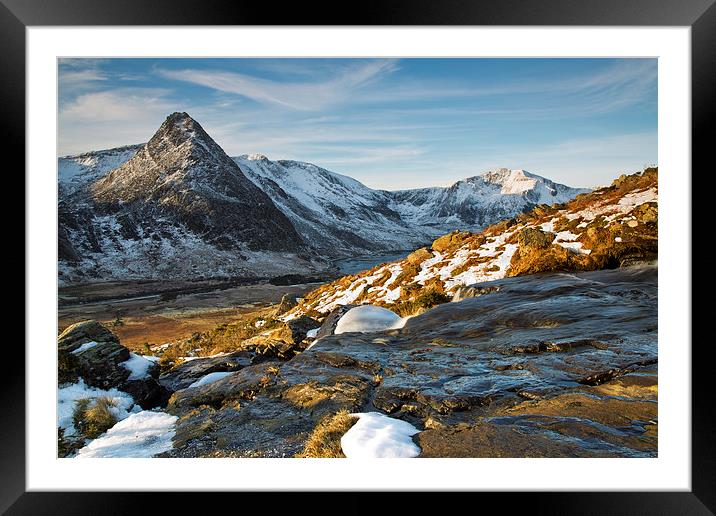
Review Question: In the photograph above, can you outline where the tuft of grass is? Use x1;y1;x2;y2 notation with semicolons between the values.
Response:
390;288;452;317
265;365;281;376
296;410;358;458
72;396;118;439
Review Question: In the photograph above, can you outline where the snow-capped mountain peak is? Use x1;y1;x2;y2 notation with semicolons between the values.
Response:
58;113;320;285
245;153;269;161
57;113;591;284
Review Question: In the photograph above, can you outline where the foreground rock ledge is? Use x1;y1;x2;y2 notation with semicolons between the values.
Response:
161;265;657;458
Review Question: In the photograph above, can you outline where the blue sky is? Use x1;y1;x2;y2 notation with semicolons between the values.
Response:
58;58;657;189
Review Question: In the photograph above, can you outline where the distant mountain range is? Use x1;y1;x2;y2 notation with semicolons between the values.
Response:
58;112;589;284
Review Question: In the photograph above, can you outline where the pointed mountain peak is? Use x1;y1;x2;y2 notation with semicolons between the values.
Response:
150;112;209;146
142;112;232;169
480;168;536;184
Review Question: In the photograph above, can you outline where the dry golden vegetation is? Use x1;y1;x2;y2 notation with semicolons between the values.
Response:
295;410;358;458
284;168;658;319
72;396;118;440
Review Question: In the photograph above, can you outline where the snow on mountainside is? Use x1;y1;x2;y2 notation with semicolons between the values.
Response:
235;157;589;257
389;168;590;232
283;168;658;318
234;154;432;257
57;112;591;284
58;113;325;285
58;145;143;194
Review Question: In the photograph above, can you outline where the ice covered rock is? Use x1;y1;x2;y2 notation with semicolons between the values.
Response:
334;305;406;334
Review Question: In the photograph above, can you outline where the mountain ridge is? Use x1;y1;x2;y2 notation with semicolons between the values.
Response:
57;112;593;283
58;112;324;284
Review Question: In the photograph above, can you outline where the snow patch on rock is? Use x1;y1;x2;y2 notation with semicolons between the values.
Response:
187;371;233;389
76;411;178;458
341;412;421;458
122;353;155;381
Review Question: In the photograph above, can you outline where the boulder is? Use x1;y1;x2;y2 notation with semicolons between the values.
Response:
632;202;658;224
121;378;172;409
58;320;119;353
58;320;173;408
72;341;131;389
517;227;554;249
432;231;469;253
158;351;253;392
406;247;432;265
251;315;319;348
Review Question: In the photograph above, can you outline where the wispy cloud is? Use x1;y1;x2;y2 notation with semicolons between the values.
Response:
61;88;175;122
157;59;399;110
57;58;657;189
58;88;178;154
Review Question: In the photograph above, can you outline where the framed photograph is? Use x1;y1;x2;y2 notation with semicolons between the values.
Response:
9;0;710;512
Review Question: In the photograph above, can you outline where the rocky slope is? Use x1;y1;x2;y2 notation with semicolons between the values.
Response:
234;155;431;257
57;169;657;458
59;262;657;458
284;168;657;318
58;113;325;284
58;144;143;195
170;264;656;458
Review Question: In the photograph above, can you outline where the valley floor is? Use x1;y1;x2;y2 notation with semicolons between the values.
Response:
58;280;324;350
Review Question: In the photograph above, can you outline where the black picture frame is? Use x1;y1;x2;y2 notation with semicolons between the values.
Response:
7;0;710;513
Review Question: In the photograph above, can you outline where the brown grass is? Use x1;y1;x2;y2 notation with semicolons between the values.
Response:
296;410;358;458
72;397;118;439
389;287;451;317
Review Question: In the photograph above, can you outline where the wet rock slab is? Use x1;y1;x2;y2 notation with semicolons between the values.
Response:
158;351;254;392
166;265;657;458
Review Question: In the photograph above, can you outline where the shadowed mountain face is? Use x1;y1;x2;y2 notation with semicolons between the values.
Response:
57;112;590;283
90;112;303;252
233;157;590;258
58;113;319;284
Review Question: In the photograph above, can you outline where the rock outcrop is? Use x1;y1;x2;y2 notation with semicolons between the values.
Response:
158;351;254;392
161;265;657;458
58;321;170;408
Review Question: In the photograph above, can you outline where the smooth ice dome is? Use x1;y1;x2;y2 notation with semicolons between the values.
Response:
340;412;421;458
334;305;406;334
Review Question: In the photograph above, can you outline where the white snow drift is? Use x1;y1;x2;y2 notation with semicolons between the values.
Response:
187;371;233;389
58;380;138;436
334;305;406;334
340;412;421;458
76;411;178;458
122;353;156;381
